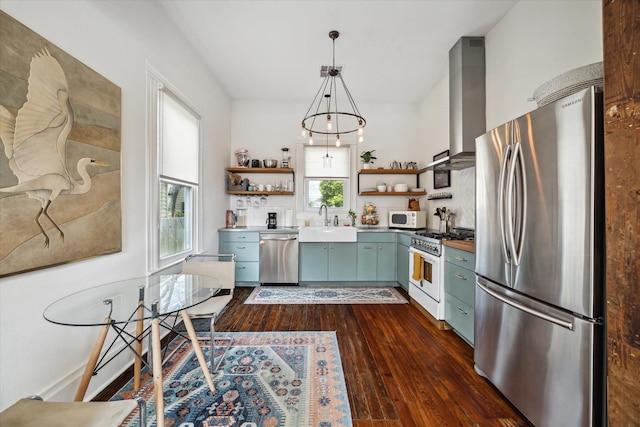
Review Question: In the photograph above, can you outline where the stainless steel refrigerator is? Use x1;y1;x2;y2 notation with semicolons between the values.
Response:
474;86;605;426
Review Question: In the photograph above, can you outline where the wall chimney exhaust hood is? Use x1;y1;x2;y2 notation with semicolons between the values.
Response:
427;37;485;171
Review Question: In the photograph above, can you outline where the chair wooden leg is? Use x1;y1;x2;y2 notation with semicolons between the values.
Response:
74;318;110;401
151;317;164;427
180;311;216;392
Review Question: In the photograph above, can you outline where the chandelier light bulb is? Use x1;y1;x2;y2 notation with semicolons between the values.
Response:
301;126;306;137
358;135;364;143
326;114;332;130
323;153;332;168
308;131;314;145
336;135;341;147
358;120;364;136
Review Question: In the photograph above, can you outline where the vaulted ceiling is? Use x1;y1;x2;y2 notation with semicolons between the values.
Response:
158;1;517;104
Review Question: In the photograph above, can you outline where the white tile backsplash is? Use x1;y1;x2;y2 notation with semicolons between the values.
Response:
229;167;475;230
425;166;475;230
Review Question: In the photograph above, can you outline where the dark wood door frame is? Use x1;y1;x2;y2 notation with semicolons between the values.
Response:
603;0;640;424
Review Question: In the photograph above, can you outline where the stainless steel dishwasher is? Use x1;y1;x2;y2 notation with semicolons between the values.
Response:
259;233;298;285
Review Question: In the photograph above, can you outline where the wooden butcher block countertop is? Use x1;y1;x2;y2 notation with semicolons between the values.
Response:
443;240;475;253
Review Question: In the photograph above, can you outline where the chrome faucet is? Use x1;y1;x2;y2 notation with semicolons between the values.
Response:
319;204;329;226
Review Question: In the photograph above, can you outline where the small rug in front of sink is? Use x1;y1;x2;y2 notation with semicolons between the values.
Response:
245;286;408;304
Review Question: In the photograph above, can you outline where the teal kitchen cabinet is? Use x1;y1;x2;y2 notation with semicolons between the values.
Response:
376;242;396;281
328;243;357;281
396;233;411;290
299;243;328;281
357;232;397;282
444;246;476;345
299;242;357;282
218;231;260;284
356;242;377;281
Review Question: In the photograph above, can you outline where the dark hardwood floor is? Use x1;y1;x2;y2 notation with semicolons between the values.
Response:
102;286;530;426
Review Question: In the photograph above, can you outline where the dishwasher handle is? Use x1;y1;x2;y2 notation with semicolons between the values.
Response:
259;236;298;245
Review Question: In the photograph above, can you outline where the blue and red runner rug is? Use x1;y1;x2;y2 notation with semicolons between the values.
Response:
112;331;352;427
245;286;408;305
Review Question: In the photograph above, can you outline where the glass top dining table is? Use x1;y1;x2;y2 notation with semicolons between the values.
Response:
42;273;221;427
43;274;221;326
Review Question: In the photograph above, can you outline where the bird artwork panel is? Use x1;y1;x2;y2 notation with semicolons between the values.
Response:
0;11;122;277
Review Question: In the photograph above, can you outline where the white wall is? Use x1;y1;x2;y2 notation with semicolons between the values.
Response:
485;0;603;129
0;1;231;410
418;0;602;230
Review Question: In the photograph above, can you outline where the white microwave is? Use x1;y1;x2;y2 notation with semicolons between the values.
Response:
389;211;427;229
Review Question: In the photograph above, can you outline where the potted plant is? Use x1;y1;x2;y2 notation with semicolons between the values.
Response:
360;150;377;169
347;209;357;226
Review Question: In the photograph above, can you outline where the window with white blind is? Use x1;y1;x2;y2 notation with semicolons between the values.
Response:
303;145;350;212
147;68;201;270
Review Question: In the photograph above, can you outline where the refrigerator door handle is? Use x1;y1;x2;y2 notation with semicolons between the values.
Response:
498;143;512;264
507;141;526;266
514;140;527;265
477;280;574;330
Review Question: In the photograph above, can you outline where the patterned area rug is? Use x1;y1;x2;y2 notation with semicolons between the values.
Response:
112;331;352;427
245;286;408;305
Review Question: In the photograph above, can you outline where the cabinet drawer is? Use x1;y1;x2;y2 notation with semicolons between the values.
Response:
234;261;259;282
445;246;475;269
219;231;259;243
445;263;475;305
445;293;474;345
357;232;396;243
222;242;259;262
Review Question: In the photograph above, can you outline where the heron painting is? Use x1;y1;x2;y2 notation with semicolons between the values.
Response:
0;11;122;277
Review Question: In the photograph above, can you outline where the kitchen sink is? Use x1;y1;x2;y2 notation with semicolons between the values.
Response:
298;226;358;242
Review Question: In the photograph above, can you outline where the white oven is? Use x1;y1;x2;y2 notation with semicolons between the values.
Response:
409;246;445;320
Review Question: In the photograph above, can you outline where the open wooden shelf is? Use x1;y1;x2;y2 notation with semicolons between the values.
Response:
226;167;295;195
226;167;294;174
360;191;427;196
357;168;428;196
227;191;294;196
359;168;428;175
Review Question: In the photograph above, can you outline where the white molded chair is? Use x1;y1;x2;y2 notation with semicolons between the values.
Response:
181;253;235;372
0;395;146;427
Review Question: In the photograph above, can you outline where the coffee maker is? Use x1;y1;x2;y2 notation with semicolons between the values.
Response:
267;212;277;229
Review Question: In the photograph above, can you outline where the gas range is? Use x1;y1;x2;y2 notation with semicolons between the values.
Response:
410;228;474;256
408;227;474;324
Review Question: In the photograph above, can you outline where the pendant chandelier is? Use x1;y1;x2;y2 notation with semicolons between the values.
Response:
301;30;366;147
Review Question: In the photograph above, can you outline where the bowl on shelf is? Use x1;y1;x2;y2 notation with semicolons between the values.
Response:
394;184;409;192
376;184;387;192
263;159;278;168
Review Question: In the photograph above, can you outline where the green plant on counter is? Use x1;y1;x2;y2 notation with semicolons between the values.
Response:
348;209;357;226
360;150;377;164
